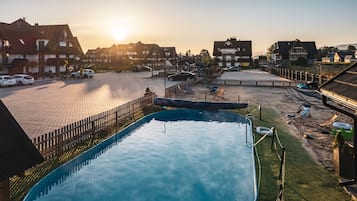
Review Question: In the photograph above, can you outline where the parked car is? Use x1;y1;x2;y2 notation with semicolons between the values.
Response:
70;69;95;78
227;66;241;72
0;75;17;87
13;74;34;85
132;66;153;72
296;82;309;89
167;72;196;81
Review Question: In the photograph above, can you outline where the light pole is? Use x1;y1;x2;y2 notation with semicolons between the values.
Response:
164;57;167;97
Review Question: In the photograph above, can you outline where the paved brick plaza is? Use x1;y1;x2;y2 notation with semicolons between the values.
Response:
0;72;167;139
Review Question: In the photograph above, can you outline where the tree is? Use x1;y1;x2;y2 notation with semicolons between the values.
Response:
347;45;356;51
266;44;275;61
315;46;338;60
199;49;211;67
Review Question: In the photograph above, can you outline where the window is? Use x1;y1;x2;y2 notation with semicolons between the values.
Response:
38;40;45;50
3;40;10;47
19;39;25;45
59;41;66;47
225;41;232;46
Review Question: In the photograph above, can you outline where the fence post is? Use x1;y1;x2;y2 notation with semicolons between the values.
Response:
115;111;118;125
259;105;262;120
278;147;285;201
271;127;276;150
91;118;95;137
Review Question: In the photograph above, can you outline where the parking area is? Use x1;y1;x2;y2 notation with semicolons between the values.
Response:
0;72;173;138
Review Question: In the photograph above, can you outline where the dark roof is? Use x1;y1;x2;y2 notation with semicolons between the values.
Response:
320;63;357;111
337;50;355;59
275;40;317;60
0;99;44;181
0;18;83;56
86;42;177;59
213;38;252;57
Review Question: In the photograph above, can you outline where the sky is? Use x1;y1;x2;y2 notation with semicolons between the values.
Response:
2;0;357;56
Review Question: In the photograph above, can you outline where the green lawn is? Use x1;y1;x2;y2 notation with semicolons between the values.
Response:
237;106;351;200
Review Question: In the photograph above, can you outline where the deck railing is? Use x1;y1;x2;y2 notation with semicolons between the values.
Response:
211;79;293;87
32;94;156;159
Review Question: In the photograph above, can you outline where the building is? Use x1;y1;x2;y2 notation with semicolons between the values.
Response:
213;38;252;68
334;50;355;63
0;18;83;76
84;41;177;68
270;39;317;65
320;63;357;197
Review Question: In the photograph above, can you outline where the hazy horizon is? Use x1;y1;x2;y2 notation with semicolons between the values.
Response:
2;0;357;56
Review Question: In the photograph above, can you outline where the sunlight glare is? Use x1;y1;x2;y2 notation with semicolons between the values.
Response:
111;28;127;41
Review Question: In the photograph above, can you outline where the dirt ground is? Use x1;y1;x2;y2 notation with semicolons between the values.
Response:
171;84;354;172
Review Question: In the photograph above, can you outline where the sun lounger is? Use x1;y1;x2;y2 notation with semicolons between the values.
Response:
208;86;218;94
319;113;338;127
177;84;193;94
213;87;225;100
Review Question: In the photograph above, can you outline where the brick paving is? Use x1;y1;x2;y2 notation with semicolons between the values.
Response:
0;72;168;139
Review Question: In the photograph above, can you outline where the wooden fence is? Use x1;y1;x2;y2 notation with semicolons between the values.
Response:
211;79;293;87
32;94;156;159
165;79;198;98
267;67;329;85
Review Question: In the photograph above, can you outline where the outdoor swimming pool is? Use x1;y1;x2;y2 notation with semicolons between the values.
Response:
24;109;257;201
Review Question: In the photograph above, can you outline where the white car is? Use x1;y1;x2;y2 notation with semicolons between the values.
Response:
13;74;35;85
0;75;17;87
70;69;95;78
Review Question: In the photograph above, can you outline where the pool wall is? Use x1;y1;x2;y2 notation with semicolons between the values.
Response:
24;109;257;201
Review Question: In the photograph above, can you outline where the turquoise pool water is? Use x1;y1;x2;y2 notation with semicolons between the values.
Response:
24;109;256;201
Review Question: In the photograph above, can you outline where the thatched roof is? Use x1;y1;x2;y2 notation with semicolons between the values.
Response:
0;100;44;181
320;62;357;112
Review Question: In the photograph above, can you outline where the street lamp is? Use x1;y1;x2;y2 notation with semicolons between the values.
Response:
164;55;167;97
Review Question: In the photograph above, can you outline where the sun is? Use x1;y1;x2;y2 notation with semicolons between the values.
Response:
111;28;127;41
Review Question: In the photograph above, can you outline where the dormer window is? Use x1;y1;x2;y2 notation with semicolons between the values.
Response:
225;41;232;46
59;41;66;47
3;40;10;47
36;39;49;50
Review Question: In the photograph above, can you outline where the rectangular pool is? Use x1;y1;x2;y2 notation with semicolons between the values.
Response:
24;109;257;201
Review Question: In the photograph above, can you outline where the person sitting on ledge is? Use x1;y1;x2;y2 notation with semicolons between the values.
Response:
145;87;153;96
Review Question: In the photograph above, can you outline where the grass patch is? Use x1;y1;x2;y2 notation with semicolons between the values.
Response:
234;106;350;200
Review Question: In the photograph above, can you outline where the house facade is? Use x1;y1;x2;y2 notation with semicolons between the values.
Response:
321;50;356;64
213;38;252;68
0;18;83;75
270;39;317;65
84;41;177;68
